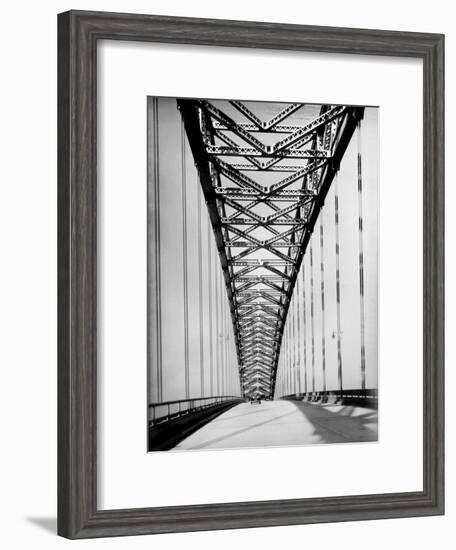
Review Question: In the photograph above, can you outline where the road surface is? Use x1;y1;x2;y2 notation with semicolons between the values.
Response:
173;399;378;450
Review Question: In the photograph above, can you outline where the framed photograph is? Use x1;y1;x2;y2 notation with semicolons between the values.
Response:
58;10;444;538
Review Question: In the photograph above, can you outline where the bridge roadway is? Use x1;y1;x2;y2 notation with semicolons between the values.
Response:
174;399;378;450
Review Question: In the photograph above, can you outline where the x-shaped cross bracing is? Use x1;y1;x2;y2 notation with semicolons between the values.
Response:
178;99;362;398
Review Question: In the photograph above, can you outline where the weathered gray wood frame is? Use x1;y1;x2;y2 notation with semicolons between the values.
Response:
58;9;444;539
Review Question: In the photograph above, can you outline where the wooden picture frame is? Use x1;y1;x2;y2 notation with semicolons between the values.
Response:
58;9;444;539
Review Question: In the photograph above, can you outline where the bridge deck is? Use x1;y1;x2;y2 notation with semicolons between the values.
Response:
173;400;378;450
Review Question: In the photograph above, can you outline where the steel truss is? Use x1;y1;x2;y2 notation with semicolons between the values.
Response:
178;99;363;398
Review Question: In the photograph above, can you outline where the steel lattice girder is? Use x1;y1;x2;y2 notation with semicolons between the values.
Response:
178;99;363;397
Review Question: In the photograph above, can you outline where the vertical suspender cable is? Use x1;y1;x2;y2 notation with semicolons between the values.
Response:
294;298;298;393
310;243;315;394
215;264;220;395
152;98;163;402
296;276;302;395
334;175;343;395
320;216;327;393
357;121;367;390
208;228;214;395
181;123;190;399
302;264;308;395
197;188;204;396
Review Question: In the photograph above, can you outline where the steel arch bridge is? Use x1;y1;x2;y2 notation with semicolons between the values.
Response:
178;99;363;400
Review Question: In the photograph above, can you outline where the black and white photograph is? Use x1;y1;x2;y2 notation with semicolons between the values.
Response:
147;97;379;451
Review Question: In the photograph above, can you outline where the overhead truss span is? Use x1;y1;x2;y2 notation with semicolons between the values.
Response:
178;99;363;399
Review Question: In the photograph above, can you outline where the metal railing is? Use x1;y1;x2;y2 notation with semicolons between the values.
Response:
148;395;243;425
281;389;378;407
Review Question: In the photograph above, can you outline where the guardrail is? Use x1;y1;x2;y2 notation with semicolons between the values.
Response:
148;395;244;425
281;389;378;407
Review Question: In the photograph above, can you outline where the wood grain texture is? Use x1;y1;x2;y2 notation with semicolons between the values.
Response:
57;9;445;539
